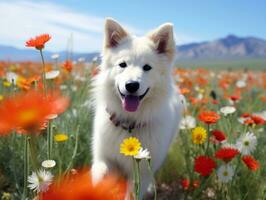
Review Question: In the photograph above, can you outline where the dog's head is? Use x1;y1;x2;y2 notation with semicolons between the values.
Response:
101;18;176;113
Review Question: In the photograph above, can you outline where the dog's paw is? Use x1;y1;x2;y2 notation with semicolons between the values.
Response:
91;161;108;185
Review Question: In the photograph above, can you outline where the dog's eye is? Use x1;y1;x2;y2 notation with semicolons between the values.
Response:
119;62;127;68
143;64;152;71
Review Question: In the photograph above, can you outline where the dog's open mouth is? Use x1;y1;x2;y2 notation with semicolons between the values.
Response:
118;87;149;112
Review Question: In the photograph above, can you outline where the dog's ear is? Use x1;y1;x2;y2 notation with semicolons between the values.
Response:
104;18;129;49
148;23;176;59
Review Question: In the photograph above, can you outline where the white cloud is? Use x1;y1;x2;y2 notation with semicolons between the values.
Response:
0;1;197;52
0;1;143;52
174;33;199;45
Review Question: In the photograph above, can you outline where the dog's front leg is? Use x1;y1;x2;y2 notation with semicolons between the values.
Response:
91;160;108;185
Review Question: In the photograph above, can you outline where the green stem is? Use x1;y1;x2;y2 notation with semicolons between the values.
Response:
65;126;80;173
39;49;47;96
28;136;39;172
22;135;29;200
136;160;141;200
147;160;157;200
205;124;210;155
47;121;53;159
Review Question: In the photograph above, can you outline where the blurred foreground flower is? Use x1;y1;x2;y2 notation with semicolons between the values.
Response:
40;170;127;200
28;170;53;193
0;91;69;135
25;34;51;50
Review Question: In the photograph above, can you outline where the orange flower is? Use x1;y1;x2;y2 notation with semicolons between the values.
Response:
180;87;190;95
40;170;127;200
0;90;69;135
242;155;260;171
198;111;220;124
25;34;51;50
63;60;73;72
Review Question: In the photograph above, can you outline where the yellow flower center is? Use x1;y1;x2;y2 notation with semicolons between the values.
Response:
18;109;38;125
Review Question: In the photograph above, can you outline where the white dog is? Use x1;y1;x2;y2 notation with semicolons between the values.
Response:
91;18;182;199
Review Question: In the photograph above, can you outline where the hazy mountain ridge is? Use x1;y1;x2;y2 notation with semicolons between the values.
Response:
1;35;266;61
176;35;266;60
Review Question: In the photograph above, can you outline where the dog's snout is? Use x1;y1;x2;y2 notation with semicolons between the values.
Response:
125;81;139;93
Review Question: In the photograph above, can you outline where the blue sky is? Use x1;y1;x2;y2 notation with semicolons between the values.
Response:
0;0;265;52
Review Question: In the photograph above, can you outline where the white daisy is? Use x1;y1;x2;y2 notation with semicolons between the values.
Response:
236;80;246;88
6;72;18;84
236;132;257;155
220;106;236;116
134;148;151;160
45;70;60;80
51;54;59;60
28;170;53;193
180;116;196;130
41;160;56;168
217;164;234;183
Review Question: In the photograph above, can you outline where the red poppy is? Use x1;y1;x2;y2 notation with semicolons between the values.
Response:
194;156;216;176
198;111;220;124
215;147;239;163
230;95;241;102
211;130;226;142
251;115;265;125
40;170;127;200
25;34;51;50
242;155;260;171
63;60;73;72
0;90;69;135
241;113;251;118
181;179;190;190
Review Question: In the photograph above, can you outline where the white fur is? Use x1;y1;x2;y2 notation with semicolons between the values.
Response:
91;18;182;199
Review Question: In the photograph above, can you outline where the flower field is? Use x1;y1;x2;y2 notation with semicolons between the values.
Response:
0;34;265;200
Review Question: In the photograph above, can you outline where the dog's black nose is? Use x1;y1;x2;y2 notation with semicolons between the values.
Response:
125;81;139;93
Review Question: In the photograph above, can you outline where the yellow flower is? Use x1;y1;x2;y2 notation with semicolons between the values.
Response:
0;95;4;101
120;137;141;156
3;81;11;87
54;134;68;142
192;127;207;144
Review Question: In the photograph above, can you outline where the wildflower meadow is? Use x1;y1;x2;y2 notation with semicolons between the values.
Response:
0;34;265;200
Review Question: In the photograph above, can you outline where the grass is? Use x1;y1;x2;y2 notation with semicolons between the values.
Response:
175;58;266;70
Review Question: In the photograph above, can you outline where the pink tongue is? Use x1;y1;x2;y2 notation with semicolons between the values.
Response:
122;95;140;112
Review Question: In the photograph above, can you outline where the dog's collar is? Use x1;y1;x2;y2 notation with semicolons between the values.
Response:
106;108;146;133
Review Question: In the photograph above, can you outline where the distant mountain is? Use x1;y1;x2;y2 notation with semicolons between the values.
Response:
176;35;266;60
1;35;266;61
